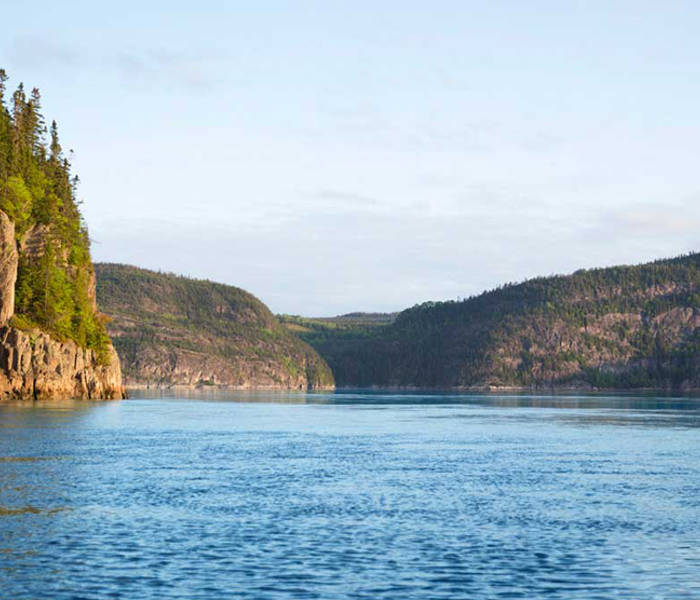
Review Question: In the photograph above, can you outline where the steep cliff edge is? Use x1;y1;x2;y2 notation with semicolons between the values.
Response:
0;73;124;400
95;263;334;390
0;211;123;400
0;326;123;400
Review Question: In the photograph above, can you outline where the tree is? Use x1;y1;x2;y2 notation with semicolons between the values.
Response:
0;70;110;360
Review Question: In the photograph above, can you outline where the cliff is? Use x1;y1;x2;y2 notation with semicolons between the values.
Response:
0;211;123;400
289;254;699;391
0;72;124;400
0;326;122;400
95;263;334;390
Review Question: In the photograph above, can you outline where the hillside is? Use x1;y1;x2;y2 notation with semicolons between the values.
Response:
279;312;395;337
292;254;699;391
0;70;123;400
95;263;334;389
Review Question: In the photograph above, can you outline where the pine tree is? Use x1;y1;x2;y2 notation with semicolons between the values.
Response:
0;69;7;105
0;70;10;182
49;120;61;161
0;69;110;361
29;87;46;160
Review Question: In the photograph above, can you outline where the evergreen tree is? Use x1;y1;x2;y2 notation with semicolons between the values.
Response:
0;69;10;183
0;69;109;362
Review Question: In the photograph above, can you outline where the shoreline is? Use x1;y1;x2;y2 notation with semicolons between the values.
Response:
122;383;700;396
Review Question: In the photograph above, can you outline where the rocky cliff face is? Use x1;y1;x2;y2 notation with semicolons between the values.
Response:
120;341;332;390
0;211;124;401
0;211;17;324
0;327;123;400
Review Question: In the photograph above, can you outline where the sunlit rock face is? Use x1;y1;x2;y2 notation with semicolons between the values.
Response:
0;327;124;400
0;211;17;325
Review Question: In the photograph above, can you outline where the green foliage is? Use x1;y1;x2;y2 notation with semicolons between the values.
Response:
9;313;38;331
0;175;31;235
0;70;110;362
293;254;699;390
95;263;335;387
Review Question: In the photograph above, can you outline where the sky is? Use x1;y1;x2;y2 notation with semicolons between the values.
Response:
1;1;698;315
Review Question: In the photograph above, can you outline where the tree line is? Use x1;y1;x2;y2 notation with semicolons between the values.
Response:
0;69;110;359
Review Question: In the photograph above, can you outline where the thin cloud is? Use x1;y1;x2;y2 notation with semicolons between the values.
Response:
312;189;378;206
603;201;700;237
611;211;700;236
2;35;223;92
5;35;81;69
112;48;221;91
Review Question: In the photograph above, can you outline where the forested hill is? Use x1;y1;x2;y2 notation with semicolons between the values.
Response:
294;254;699;391
0;70;111;355
95;263;334;389
0;70;122;400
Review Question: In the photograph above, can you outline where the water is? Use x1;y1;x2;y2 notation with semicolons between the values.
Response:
1;391;699;599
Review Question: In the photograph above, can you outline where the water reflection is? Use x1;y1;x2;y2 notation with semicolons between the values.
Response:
0;506;69;516
0;397;116;409
127;387;700;409
0;456;55;462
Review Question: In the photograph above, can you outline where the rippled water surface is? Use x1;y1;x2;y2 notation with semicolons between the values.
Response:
1;391;700;599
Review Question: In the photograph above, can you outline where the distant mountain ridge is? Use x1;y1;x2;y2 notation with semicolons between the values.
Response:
95;263;334;390
287;253;699;391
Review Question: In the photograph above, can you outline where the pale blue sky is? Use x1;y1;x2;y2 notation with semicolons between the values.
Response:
2;1;698;314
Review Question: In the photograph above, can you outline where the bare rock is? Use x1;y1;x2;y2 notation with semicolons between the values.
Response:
0;211;18;324
0;326;125;400
0;217;125;401
87;268;99;312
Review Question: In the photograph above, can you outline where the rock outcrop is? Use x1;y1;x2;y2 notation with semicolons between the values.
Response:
0;211;125;401
115;340;331;390
0;211;18;324
0;327;123;400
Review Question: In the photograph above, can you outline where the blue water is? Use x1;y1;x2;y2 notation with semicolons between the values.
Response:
1;391;700;599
